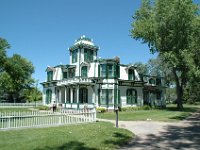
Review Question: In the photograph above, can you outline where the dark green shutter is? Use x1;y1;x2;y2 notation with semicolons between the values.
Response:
117;65;120;78
118;89;121;106
114;89;117;107
98;65;100;77
98;89;101;106
114;64;116;78
106;89;109;107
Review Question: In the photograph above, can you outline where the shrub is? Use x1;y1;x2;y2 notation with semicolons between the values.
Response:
121;105;153;111
96;107;106;113
38;105;50;110
121;107;139;112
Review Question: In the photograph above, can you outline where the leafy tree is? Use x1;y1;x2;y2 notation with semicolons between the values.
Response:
131;0;200;109
134;62;148;75
0;38;10;72
4;54;35;102
22;82;42;103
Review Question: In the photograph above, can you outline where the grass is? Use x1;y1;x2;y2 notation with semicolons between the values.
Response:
0;108;34;112
0;122;133;150
97;104;200;122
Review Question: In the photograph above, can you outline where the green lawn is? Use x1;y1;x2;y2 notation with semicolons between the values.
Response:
0;122;133;150
97;104;200;122
0;108;34;112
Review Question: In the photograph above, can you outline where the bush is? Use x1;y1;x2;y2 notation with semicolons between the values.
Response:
38;105;50;110
96;107;106;113
121;107;139;111
121;105;153;111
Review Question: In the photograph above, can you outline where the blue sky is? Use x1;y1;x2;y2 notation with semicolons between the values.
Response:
1;0;199;88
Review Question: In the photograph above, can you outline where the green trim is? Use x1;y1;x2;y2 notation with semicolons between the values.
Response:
98;89;101;106
118;89;121;106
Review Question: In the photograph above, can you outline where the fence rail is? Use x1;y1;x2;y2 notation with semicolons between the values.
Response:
0;102;43;108
0;109;96;130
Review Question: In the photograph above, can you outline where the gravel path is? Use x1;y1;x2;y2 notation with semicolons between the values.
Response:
98;112;200;150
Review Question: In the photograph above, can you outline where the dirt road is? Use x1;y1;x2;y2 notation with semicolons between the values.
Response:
119;112;200;150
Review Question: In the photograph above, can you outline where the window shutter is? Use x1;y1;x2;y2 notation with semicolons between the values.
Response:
114;89;117;106
114;64;116;78
98;65;100;77
117;65;120;78
98;89;101;106
118;89;121;106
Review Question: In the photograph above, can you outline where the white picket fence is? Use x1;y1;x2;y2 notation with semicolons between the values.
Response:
0;109;96;130
0;102;43;108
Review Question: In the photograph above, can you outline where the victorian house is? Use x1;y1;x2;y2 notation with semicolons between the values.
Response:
41;36;166;109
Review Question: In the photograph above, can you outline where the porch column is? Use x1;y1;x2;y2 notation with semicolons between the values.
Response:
64;87;67;104
70;87;73;103
59;88;61;103
92;86;96;104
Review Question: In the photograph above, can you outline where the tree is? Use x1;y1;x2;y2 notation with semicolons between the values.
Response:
0;38;10;72
134;62;148;75
131;0;200;109
4;54;35;102
22;82;42;103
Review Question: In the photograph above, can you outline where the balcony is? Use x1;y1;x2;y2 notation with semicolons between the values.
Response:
57;77;94;86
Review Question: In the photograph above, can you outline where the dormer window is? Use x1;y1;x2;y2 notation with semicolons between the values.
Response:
63;71;68;79
84;49;93;62
99;64;119;78
47;71;53;81
72;50;78;63
68;68;75;78
128;69;135;80
149;78;156;84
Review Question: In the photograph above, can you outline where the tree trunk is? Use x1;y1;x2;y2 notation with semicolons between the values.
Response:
173;68;183;110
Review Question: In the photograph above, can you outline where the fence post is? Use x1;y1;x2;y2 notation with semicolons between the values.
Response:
8;116;11;129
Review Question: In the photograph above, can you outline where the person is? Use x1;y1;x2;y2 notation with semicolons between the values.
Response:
52;101;56;112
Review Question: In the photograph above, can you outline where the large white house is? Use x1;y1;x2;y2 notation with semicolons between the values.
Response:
41;36;166;110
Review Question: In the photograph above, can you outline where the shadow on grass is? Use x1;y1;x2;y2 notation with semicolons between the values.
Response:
164;106;199;112
34;141;97;150
104;132;133;148
169;113;190;120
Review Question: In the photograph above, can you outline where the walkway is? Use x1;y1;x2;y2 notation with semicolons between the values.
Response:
98;112;200;150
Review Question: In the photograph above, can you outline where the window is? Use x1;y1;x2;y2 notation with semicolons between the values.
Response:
128;69;135;80
73;88;77;103
99;64;118;78
101;89;107;105
79;88;88;103
81;66;87;78
101;64;107;77
46;89;52;104
108;89;113;104
63;72;67;79
126;89;137;105
84;49;93;62
107;65;113;78
72;50;78;63
156;91;162;100
68;68;75;78
66;88;70;103
47;71;53;81
156;78;161;86
149;78;156;84
100;89;113;106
